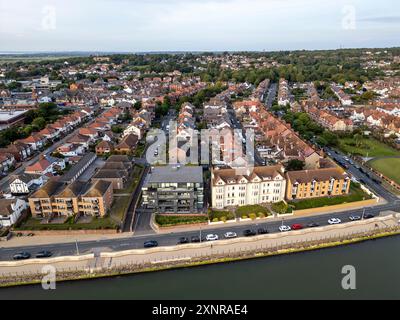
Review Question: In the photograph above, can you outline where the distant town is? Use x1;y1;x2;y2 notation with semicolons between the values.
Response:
0;48;400;267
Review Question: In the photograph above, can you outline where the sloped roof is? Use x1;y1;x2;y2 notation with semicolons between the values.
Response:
83;180;112;197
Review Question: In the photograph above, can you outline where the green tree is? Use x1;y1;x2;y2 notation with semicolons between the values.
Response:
31;117;46;130
285;159;305;171
271;201;289;214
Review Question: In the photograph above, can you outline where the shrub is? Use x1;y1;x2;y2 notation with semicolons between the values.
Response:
241;215;248;219
258;212;266;218
236;205;270;217
272;201;289;214
208;210;235;221
212;218;219;223
249;213;257;220
220;216;227;223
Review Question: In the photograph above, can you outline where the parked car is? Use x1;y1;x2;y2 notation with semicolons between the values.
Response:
291;224;304;230
279;225;291;232
35;251;52;258
372;178;382;185
13;252;31;260
243;229;257;237
191;236;200;243
349;215;361;221
177;237;189;244
364;214;375;219
328;218;342;225
206;234;219;241
224;232;237;239
307;222;319;228
257;228;268;235
144;240;158;248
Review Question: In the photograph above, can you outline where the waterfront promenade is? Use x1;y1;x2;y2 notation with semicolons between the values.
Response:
0;213;398;283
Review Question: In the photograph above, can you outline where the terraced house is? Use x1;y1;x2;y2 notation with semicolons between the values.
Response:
211;166;287;209
285;168;351;200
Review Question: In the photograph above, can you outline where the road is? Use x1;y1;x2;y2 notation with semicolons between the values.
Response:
121;164;150;232
326;147;398;202
265;83;278;108
1;202;398;261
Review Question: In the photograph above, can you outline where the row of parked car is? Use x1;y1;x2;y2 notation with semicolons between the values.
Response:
143;214;376;248
13;251;52;260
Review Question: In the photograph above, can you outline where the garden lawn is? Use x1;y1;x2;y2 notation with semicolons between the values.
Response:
15;216;118;231
289;183;371;210
110;195;131;222
369;157;400;186
338;137;400;157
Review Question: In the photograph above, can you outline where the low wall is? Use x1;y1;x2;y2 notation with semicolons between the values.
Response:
293;198;379;216
12;229;118;236
102;214;398;259
150;213;208;233
0;254;94;268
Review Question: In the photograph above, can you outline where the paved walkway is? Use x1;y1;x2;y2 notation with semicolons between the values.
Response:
1;214;398;276
0;233;132;249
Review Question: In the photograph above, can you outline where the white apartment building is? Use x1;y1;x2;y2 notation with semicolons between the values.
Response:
211;165;287;209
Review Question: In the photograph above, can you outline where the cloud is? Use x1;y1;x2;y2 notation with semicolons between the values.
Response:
0;0;399;51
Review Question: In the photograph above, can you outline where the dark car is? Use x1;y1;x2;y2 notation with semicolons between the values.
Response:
144;240;158;248
35;251;53;258
178;237;189;244
359;168;366;174
372;178;382;185
243;229;257;237
257;228;268;235
191;236;201;243
307;222;320;228
364;214;375;219
13;252;31;260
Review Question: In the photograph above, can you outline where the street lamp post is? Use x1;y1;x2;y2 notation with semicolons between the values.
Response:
75;240;80;256
362;208;366;220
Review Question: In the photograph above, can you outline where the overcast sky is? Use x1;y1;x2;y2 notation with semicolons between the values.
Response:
0;0;399;52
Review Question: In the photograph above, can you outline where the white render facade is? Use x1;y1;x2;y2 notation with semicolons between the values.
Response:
211;166;287;209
